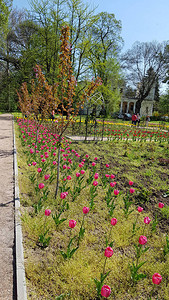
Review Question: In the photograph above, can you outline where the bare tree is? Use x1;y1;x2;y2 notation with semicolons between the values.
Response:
121;41;168;112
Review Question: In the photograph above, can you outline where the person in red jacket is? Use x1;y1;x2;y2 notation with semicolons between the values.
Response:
132;113;137;125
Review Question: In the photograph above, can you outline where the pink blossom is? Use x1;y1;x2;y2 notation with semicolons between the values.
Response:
111;218;117;226
30;148;34;154
39;183;44;189
37;168;42;173
94;173;99;179
139;235;147;245
144;217;151;224
106;164;109;168
63;165;67;169
83;206;89;214
110;182;116;187
28;163;31;167
93;181;98;186
137;206;143;212
110;174;115;179
104;246;113;257
60;192;67;199
32;162;37;166
81;170;85;175
114;189;119;196
44;174;50;180
129;180;134;185
69;220;76;228
76;172;80;177
94;157;98;160
101;285;111;298
53;161;57;165
40;155;43;158
86;154;89;158
105;174;110;178
41;159;46;162
130;188;135;194
67;166;70;170
158;202;164;208
92;162;96;167
67;175;71;180
79;163;83;168
45;209;51;216
152;273;162;285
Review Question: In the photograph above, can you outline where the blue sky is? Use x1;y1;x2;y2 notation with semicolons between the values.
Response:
12;0;169;52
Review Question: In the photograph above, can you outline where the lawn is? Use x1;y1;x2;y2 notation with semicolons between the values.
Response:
15;117;169;300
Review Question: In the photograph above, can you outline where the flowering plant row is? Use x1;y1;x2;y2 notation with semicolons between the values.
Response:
16;117;168;299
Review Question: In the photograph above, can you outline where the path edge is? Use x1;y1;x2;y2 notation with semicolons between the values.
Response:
13;117;27;300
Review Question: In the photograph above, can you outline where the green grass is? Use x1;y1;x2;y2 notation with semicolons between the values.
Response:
15;120;169;300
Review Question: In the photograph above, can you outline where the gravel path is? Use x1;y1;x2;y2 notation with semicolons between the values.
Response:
0;114;16;300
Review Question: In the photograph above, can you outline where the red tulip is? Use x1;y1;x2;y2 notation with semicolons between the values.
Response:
144;217;151;224
45;209;51;216
139;235;147;245
101;285;111;298
39;183;44;189
129;180;133;185
93;181;98;186
114;189;119;196
152;273;162;285
130;188;135;194
69;220;76;228
158;202;164;208
111;218;117;226
137;206;143;212
104;247;113;257
83;207;89;214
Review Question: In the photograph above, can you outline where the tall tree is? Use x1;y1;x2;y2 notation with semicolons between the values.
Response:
121;41;168;112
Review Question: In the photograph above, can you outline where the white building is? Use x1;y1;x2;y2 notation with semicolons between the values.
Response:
120;84;156;117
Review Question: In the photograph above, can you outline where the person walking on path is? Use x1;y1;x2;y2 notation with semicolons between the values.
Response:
0;114;15;300
132;113;137;125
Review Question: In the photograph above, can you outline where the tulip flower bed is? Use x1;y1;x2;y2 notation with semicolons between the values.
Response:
15;118;169;300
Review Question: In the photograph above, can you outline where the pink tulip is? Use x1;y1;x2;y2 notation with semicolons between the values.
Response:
63;165;67;169
114;189;119;196
28;163;31;167
79;163;83;168
86;154;89;158
111;218;117;226
67;175;71;180
44;174;50;180
101;285;111;298
139;235;147;245
110;174;115;179
144;217;151;224
110;182;116;187
37;168;42;173
32;162;37;166
53;161;57;165
39;183;44;189
158;202;164;208
94;173;99;179
106;164;109;168
93;181;98;186
76;172;80;177
137;206;143;212
130;188;135;194
152;273;162;285
92;162;96;167
81;170;85;175
60;192;67;199
30;148;34;154
83;206;89;214
45;209;51;216
53;152;56;156
69;220;76;228
104;246;113;257
41;159;46;162
105;174;110;178
94;157;98;160
129;180;134;185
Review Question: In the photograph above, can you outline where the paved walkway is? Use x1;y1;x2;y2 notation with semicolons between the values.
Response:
0;114;16;300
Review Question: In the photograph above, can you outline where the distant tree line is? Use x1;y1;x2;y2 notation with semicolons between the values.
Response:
1;0;169;116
